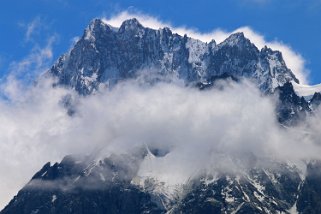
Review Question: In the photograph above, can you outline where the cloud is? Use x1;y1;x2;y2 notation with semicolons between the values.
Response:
102;11;309;84
1;35;56;101
0;21;59;208
4;16;58;99
19;17;43;43
0;78;72;209
1;75;321;208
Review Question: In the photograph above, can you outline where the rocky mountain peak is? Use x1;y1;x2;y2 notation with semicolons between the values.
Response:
118;18;145;34
83;18;113;42
219;32;256;49
261;46;286;67
48;18;299;95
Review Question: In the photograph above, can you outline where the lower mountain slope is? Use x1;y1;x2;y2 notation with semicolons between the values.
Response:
3;151;320;214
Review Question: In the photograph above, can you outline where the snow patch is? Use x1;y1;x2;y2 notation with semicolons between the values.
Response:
231;202;244;214
99;173;105;182
51;195;57;203
254;191;264;202
74;176;80;182
186;38;208;78
288;202;299;214
248;175;265;195
201;174;218;186
185;38;207;64
83;161;97;176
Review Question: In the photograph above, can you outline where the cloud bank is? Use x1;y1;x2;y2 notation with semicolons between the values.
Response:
103;11;309;84
1;75;321;208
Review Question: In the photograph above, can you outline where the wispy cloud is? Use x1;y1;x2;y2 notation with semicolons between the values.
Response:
2;35;57;101
19;17;43;43
2;17;58;101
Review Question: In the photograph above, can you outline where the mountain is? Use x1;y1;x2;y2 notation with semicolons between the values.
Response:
49;18;298;95
1;153;166;214
3;150;321;214
48;18;317;123
2;18;321;214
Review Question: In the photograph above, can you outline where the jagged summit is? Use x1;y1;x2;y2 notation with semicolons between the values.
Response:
219;32;254;48
83;18;113;42
48;18;298;95
119;18;144;32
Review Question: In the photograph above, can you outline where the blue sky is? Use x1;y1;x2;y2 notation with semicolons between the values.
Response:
1;0;321;84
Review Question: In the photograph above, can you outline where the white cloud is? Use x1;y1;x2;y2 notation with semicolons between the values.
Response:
103;11;309;84
2;35;56;101
0;76;321;208
21;17;42;43
0;78;72;209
